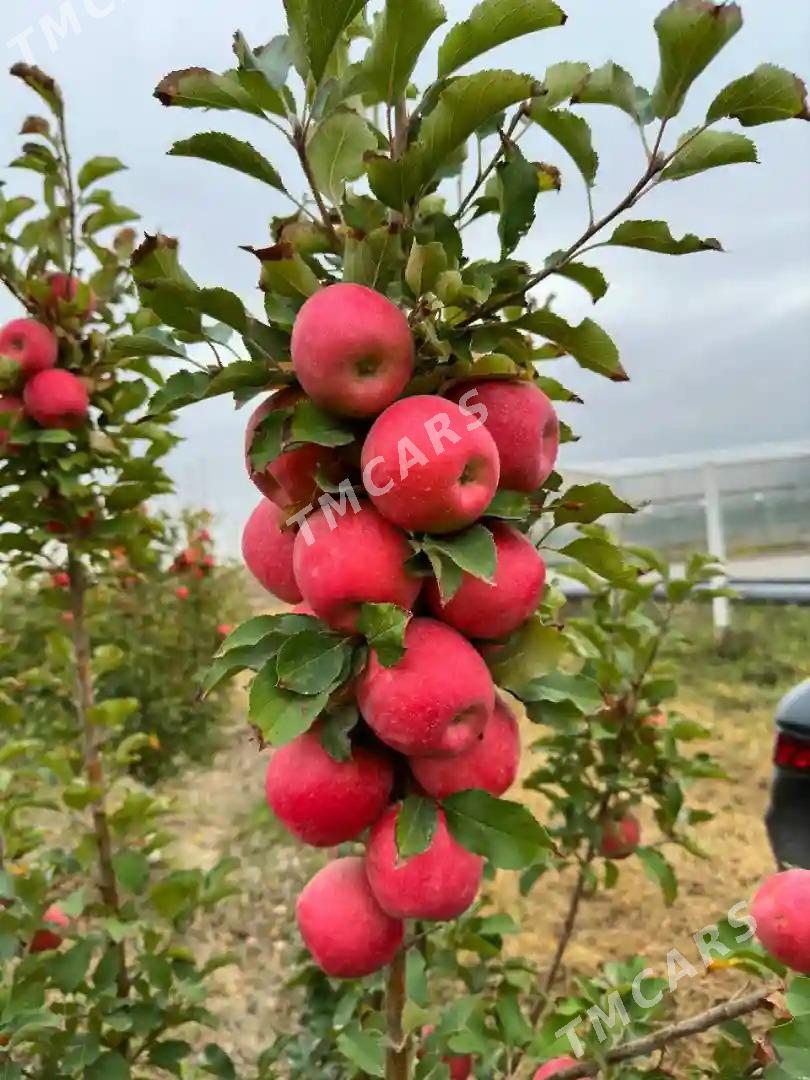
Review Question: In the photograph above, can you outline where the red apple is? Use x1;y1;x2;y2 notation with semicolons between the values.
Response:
358;617;494;757
0;395;24;453
51;571;70;589
241;499;302;605
217;624;233;638
361;395;500;533
410;697;520;799
47;272;96;320
600;814;641;860
0;318;57;376
296;857;404;977
426;522;546;639
752;869;810;974
175;586;189;600
533;1058;579;1079
245;388;343;507
266;727;393;847
29;904;69;953
447;379;559;492
291;284;414;418
366;805;483;920
23;369;89;429
293;502;421;633
420;1027;473;1080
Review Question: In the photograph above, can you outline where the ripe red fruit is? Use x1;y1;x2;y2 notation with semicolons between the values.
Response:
359;617;494;757
0;318;57;376
51;571;70;589
420;1027;472;1080
0;395;23;453
47;272;96;319
293;502;421;633
23;369;89;428
61;612;75;626
426;522;546;639
175;586;189;600
533;1058;579;1079
217;624;233;638
410;697;520;799
29;904;69;953
752;869;810;974
291;284;414;418
241;499;302;604
296;857;404;977
266;727;393;847
447;379;559;492
245;389;342;507
600;814;641;859
361;395;500;533
366;805;483;920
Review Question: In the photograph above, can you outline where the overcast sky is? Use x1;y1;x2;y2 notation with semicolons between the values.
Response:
1;0;809;550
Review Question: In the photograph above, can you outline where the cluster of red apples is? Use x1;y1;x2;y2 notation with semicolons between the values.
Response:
241;284;559;981
0;274;94;451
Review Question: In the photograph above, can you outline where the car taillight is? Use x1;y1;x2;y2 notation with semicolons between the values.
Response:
774;732;810;771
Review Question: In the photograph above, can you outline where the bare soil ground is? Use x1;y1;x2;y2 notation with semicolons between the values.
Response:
162;603;810;1074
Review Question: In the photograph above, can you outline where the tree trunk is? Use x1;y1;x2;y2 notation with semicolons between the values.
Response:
385;946;409;1080
67;550;129;1000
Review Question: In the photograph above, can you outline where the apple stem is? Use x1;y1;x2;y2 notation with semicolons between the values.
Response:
384;945;410;1080
67;549;130;1001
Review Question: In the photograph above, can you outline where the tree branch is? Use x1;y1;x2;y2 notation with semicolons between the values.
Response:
291;123;338;245
550;985;779;1078
56;109;78;276
455;105;526;223
385;945;409;1080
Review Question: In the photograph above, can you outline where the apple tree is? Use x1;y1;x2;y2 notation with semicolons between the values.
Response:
128;2;810;1077
0;66;239;1075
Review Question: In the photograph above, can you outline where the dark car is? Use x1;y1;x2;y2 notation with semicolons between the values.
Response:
766;679;810;870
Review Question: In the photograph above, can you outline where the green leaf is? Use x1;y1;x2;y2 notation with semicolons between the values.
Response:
771;1017;810;1075
423;524;497;594
289;399;356;447
707;63;810;127
560;536;634;584
308;110;378;205
513;310;625;381
78;156;126;191
553;482;634;526
87;698;139;727
250;662;329;744
85;1053;130;1080
547;259;608;303
358;603;410;668
112;330;188;361
154;68;266;116
112;851;150;894
650;0;742;120
357;0;446;104
275;632;351;694
661;128;758;181
396;796;439;858
256;244;322;300
444;790;551;869
497;141;539;256
485;489;531;520
319;705;359;762
528;106;598;186
367;70;538;209
149;1042;192;1074
202;1044;237;1080
487;617;568;692
607;219;723;255
337;1025;385;1078
49;940;93;993
539;61;590;109
521;670;603;713
437;0;566;78
149;370;211;414
300;0;371;83
169;132;286;193
636;847;678;906
405;240;449;297
10;63;63;118
786;977;810;1017
573;62;652;124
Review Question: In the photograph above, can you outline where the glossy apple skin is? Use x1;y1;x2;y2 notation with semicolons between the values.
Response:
752;869;810;974
241;499;302;604
265;727;393;847
292;502;421;633
426;522;546;639
23;369;89;428
244;388;343;508
0;318;58;376
447;379;559;492
292;284;414;418
361;395;500;533
296;857;404;978
410;697;520;799
365;806;483;920
29;904;69;953
358;617;494;757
